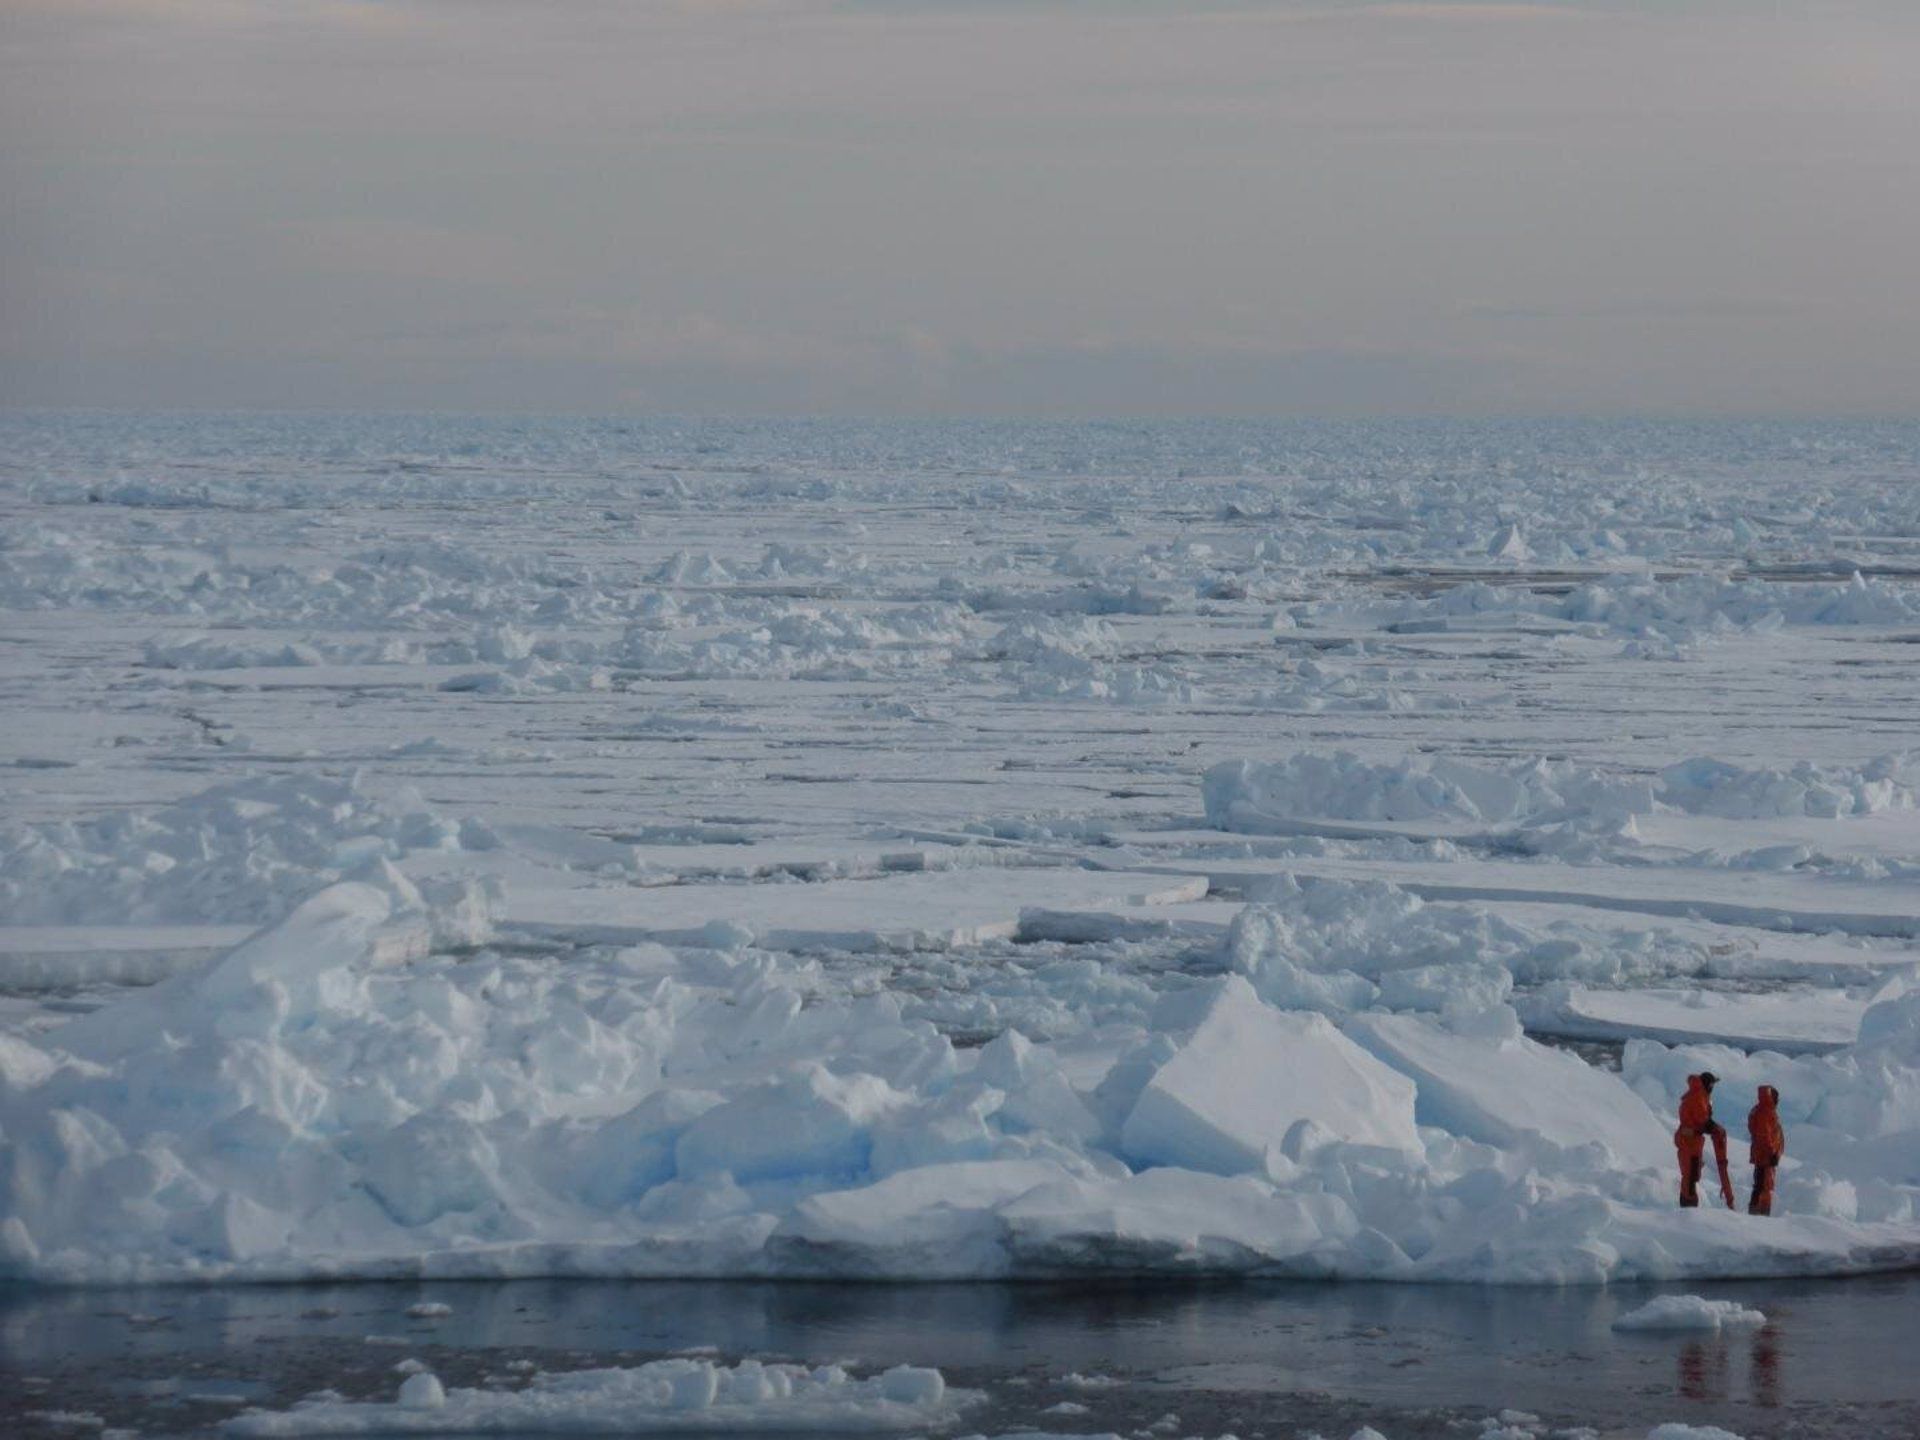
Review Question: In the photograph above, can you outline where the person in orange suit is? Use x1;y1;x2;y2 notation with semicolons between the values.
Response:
1747;1084;1784;1216
1676;1071;1734;1208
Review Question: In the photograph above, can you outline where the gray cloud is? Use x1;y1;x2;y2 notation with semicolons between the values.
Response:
3;0;1917;415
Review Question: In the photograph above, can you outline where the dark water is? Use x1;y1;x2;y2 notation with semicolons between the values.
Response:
3;1274;1917;1438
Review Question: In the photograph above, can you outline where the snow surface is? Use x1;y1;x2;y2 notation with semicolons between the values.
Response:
3;414;1918;1288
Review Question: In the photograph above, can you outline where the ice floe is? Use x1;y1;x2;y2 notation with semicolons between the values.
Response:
3;858;1917;1284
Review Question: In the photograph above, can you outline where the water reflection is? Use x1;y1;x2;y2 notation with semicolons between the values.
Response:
1749;1324;1781;1409
1675;1323;1787;1408
1677;1336;1729;1401
0;1273;1912;1434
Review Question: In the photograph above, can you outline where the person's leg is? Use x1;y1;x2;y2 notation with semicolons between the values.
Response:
1749;1163;1775;1216
1680;1152;1702;1207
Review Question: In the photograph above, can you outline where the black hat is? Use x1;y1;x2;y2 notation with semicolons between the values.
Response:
1700;1072;1719;1087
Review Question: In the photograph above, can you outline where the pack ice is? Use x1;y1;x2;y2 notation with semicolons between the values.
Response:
3;414;1919;1288
3;839;1916;1284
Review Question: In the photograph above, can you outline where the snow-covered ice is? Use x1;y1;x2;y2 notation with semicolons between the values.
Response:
2;414;1918;1289
7;859;1915;1283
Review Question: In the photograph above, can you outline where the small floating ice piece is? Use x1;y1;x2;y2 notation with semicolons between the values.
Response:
223;1358;973;1435
1613;1295;1766;1332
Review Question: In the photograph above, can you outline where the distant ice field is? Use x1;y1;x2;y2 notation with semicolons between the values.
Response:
1;413;1917;1285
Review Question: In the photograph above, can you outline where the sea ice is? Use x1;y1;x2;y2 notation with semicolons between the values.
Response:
1115;978;1420;1172
3;857;1918;1284
222;1359;970;1435
4;414;1919;1292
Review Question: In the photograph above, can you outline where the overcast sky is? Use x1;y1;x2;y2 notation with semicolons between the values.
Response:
3;1;1916;417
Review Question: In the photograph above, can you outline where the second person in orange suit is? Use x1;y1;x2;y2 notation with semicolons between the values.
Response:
1747;1085;1784;1216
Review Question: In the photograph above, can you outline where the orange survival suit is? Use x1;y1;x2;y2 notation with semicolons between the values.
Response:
1747;1084;1784;1216
1676;1071;1734;1209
